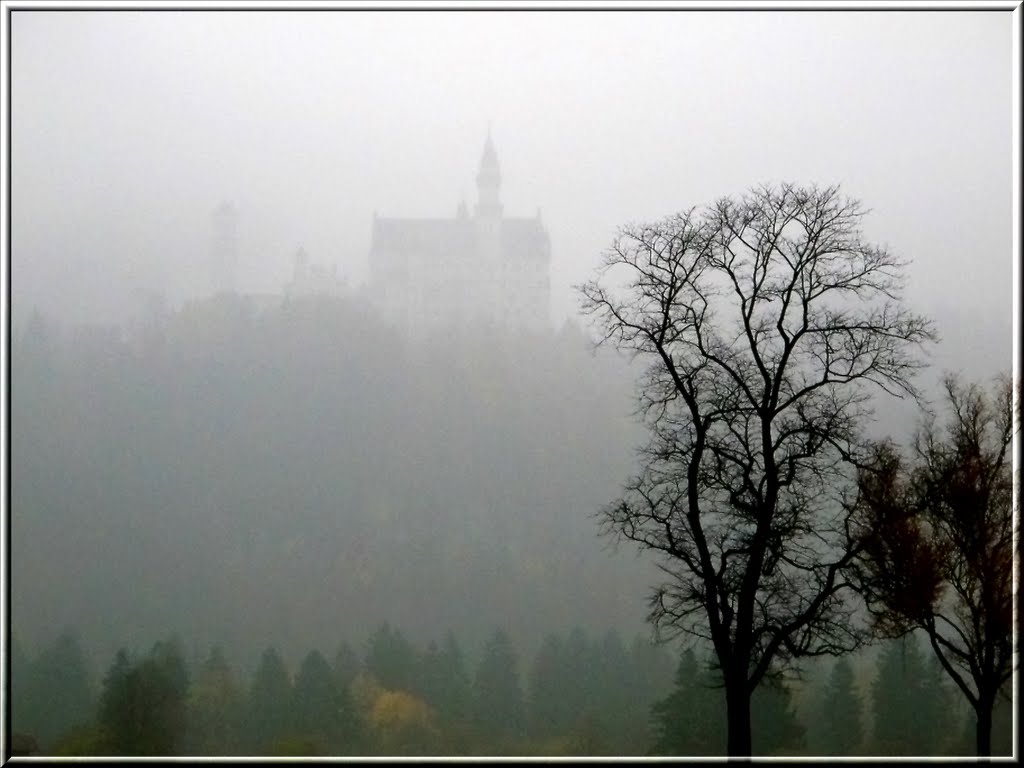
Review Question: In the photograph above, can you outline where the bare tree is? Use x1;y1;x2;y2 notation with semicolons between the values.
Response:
578;183;935;756
854;374;1017;756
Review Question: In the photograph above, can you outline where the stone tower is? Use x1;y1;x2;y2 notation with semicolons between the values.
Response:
475;132;503;326
475;130;503;219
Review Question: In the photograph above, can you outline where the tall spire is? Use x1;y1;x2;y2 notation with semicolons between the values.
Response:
475;130;502;218
477;131;500;187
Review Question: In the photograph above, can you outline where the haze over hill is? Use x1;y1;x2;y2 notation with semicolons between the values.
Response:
6;4;1016;759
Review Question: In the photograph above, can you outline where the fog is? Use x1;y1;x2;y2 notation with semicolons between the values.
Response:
13;11;1012;343
6;5;1016;758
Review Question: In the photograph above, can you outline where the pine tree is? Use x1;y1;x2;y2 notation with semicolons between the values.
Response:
919;652;956;754
751;676;805;755
97;649;134;753
16;629;95;750
291;648;357;753
563;626;595;721
414;632;471;729
364;622;417;692
184;645;243;755
243;647;292;752
650;648;724;756
627;634;676;752
526;632;568;738
436;630;472;725
472;628;526;746
815;658;864;755
871;635;955;755
651;649;805;757
96;638;189;755
576;629;634;752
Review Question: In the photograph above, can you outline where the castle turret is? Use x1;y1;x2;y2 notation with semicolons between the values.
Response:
475;131;503;219
474;133;503;327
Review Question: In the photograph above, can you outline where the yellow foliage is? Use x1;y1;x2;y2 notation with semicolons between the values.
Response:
367;688;441;754
370;689;433;732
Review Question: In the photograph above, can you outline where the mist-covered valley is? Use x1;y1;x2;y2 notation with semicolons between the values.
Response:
12;292;657;669
7;5;1016;760
10;281;1012;757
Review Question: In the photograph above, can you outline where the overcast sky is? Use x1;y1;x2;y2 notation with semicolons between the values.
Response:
10;6;1015;372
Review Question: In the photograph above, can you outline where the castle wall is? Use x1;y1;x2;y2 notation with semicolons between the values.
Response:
367;141;551;337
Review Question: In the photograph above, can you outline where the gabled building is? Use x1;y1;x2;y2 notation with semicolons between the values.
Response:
369;134;551;336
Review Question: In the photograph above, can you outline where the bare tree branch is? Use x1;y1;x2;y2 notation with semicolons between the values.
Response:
853;374;1017;756
576;183;936;756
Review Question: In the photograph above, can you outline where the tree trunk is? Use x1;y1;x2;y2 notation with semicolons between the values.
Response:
975;697;993;757
725;679;753;757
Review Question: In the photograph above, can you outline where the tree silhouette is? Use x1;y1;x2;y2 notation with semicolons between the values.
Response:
750;676;805;755
627;633;675;749
854;374;1016;756
870;635;955;755
184;645;243;754
526;632;570;739
814;657;863;755
415;632;471;727
14;628;94;750
578;183;934;755
650;648;723;755
364;622;417;693
291;648;356;753
650;647;803;756
590;629;634;748
562;626;599;732
243;647;292;752
96;638;189;755
472;628;526;746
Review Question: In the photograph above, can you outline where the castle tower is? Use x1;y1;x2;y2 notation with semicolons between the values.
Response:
210;201;238;295
368;135;550;336
475;130;503;219
474;133;503;326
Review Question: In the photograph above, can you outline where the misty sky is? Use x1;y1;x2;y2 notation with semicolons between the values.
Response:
10;7;1015;374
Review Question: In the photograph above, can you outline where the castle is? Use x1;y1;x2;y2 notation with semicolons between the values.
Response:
204;134;551;335
368;134;551;335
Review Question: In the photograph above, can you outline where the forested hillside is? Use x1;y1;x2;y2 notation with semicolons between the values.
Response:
12;293;653;670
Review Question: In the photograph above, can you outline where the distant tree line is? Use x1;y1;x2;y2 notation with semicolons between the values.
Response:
11;621;1010;757
12;622;673;756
